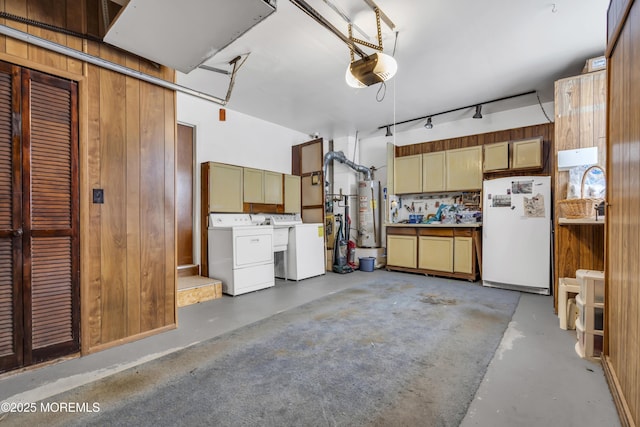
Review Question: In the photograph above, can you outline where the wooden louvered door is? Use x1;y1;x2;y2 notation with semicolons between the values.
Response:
0;63;22;372
0;63;79;373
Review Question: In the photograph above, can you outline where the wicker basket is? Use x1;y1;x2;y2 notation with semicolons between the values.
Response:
558;165;605;219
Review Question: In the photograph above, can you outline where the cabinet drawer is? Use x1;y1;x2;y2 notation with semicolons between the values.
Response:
418;228;454;237
387;227;418;236
454;228;473;237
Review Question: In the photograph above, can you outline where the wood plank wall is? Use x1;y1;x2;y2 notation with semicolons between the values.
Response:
553;71;607;308
0;0;177;353
603;1;640;425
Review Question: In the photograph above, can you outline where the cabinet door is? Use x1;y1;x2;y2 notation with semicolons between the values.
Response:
243;168;264;203
454;236;473;274
446;146;482;191
483;141;509;171
418;236;453;272
387;235;417;268
422;151;445;192
394;155;422;194
511;137;542;169
284;174;301;213
264;171;283;204
209;163;243;212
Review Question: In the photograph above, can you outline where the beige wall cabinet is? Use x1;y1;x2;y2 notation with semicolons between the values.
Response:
387;234;417;269
422;151;446;192
511;137;542;170
264;171;283;204
284;174;301;213
453;236;473;274
244;169;283;204
483;141;509;172
209;162;244;213
445;146;482;191
243;167;264;203
418;236;453;272
394;154;422;194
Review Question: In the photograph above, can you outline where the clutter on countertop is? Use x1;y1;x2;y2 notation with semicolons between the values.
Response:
388;192;481;224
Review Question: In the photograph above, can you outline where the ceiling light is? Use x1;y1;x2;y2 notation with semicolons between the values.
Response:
385;125;393;137
346;52;398;88
473;105;483;119
424;117;433;129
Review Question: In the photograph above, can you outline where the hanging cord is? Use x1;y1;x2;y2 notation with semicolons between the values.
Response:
375;31;399;103
376;81;387;102
536;91;553;123
352;130;359;163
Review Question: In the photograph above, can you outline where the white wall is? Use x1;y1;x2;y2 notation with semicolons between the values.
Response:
177;93;309;265
178;93;309;171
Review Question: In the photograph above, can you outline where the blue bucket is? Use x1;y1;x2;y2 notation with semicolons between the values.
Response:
359;257;375;272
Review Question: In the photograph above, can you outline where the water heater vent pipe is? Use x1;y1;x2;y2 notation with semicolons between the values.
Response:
323;150;372;188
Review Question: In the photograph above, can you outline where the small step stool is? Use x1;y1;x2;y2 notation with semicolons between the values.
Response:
558;277;580;330
574;270;605;360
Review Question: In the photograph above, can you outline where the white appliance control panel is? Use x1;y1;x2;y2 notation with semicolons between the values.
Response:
268;214;302;226
209;213;253;228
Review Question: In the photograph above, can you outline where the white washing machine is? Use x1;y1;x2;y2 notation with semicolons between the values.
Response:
269;215;325;281
208;214;274;296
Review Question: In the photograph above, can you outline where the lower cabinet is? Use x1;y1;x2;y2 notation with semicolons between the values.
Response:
418;236;453;272
387;226;480;281
453;236;473;274
387;234;417;269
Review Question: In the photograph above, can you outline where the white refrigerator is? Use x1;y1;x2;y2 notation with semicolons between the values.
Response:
482;176;551;294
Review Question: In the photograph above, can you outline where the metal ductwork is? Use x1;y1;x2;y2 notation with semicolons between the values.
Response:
323;151;372;188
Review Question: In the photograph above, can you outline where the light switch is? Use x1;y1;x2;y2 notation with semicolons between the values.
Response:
93;189;104;204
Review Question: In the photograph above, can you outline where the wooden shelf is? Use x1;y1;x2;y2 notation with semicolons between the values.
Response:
558;217;605;225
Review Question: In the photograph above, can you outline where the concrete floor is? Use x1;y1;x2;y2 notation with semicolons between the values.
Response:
0;270;620;426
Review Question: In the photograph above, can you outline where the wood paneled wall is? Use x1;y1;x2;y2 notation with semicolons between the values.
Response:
553;71;607;307
0;0;177;353
603;1;640;425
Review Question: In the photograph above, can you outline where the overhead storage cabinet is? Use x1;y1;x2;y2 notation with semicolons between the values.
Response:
208;162;243;213
243;167;264;203
394;154;422;194
483;141;509;171
422;151;446;192
284;174;301;213
445;146;482;191
511;137;543;170
264;171;283;204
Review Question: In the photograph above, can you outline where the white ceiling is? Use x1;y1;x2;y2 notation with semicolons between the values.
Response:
110;0;610;140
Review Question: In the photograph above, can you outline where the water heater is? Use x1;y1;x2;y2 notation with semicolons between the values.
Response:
357;180;381;248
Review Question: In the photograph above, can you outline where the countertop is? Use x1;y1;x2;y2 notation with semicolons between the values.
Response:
385;222;482;228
